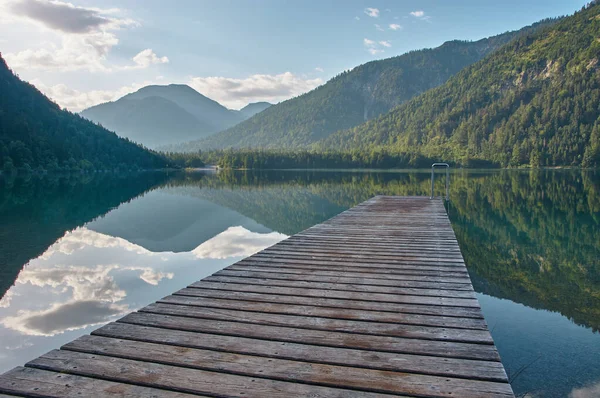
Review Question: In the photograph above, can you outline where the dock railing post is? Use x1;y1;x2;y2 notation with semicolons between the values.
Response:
430;163;450;200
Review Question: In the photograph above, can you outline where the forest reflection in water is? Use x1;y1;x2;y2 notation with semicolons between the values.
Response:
0;168;598;397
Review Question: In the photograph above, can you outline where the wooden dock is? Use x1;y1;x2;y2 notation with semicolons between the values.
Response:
0;196;514;397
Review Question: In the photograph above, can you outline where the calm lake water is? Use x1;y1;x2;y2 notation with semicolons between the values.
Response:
0;169;599;397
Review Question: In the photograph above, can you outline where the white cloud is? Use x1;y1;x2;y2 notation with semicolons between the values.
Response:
39;227;154;258
189;72;323;110
0;290;15;308
409;10;431;22
30;79;155;111
354;16;360;21
1;300;129;336
124;267;173;286
2;0;166;73
18;264;126;303
375;24;384;31
363;38;384;56
193;226;287;259
7;0;122;33
379;40;392;48
315;67;324;73
129;49;169;69
570;381;600;398
364;7;379;18
5;34;117;72
389;23;402;30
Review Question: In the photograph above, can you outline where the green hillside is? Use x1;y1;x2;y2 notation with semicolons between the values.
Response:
320;3;600;168
0;55;168;172
179;21;555;151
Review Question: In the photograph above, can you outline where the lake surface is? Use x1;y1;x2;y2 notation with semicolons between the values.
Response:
0;169;599;397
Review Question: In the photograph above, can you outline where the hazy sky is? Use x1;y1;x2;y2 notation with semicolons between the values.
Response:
0;0;586;111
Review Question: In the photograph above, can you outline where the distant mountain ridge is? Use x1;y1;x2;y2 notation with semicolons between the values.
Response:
80;85;270;149
173;19;558;152
239;102;272;118
0;55;167;172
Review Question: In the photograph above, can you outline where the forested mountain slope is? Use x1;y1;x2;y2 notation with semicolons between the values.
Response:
184;20;557;151
320;3;600;168
239;102;272;118
0;55;168;171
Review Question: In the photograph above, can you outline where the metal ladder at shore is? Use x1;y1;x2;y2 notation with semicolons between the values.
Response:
430;163;450;200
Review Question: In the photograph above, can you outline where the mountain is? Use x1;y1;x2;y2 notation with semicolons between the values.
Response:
81;84;245;149
81;96;213;149
121;84;243;128
319;3;600;168
239;102;272;118
88;188;271;253
0;55;167;172
179;20;557;152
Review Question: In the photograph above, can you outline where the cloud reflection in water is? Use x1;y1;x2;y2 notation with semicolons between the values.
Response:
0;226;287;337
2;300;130;336
569;380;600;398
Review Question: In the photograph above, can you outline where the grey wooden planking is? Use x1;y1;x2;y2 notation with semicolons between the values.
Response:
0;196;514;397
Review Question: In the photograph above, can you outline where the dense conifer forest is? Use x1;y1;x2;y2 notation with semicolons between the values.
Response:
0;55;169;173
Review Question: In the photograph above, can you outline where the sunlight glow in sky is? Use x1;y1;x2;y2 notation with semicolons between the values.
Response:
0;0;585;111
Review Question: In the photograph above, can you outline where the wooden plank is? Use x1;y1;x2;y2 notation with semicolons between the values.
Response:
268;245;465;257
226;264;473;283
300;229;458;238
118;312;501;361
139;302;493;343
28;350;406;398
186;281;481;307
248;253;467;268
239;256;471;275
201;275;475;298
278;237;463;249
0;367;199;397
174;287;485;318
215;269;474;290
242;255;470;273
296;233;460;243
159;294;488;329
94;322;508;382
260;248;466;263
279;240;463;252
61;335;513;398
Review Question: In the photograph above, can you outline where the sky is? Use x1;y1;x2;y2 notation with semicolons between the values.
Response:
0;0;587;111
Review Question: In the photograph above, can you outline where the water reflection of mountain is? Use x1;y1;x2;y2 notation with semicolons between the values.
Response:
448;171;600;332
161;171;399;235
0;173;170;300
88;188;271;253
